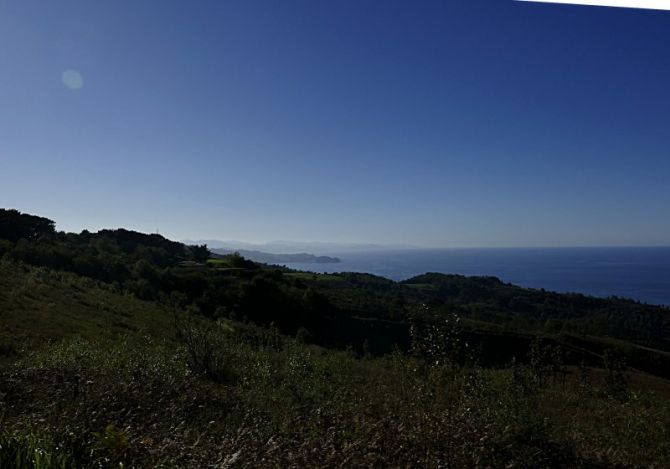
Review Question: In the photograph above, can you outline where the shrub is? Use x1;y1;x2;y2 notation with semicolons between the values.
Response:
173;312;238;383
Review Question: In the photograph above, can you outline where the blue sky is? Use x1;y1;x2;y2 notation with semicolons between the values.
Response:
1;0;669;247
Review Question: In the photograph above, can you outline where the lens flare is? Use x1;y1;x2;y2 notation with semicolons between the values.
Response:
61;69;84;90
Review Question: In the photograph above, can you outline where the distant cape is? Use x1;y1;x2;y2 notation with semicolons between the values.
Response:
183;239;419;254
211;248;341;265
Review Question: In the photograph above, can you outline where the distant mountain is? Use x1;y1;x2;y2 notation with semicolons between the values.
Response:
183;239;419;255
211;248;341;264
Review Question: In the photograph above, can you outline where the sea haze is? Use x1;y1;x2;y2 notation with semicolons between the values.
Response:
282;247;670;307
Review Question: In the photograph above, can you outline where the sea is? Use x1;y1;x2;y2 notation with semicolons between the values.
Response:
283;247;670;307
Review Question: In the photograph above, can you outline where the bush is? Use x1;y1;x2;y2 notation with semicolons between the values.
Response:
173;312;238;383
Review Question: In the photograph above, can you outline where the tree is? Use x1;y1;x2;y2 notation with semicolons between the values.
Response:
189;244;210;263
0;208;55;243
228;252;255;269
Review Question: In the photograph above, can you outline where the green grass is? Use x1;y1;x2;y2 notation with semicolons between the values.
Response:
0;261;174;353
205;258;230;266
0;432;75;469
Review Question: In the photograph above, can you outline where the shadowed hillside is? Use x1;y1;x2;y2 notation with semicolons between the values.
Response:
2;208;670;467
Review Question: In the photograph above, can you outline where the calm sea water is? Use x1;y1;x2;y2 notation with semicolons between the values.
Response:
284;247;670;307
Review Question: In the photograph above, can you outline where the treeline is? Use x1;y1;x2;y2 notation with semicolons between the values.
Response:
3;208;670;371
0;209;211;294
0;209;229;304
399;273;670;353
0;209;335;340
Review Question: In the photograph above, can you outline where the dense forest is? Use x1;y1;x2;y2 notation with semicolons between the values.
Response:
2;208;670;467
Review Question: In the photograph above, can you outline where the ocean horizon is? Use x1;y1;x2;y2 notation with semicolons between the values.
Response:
283;246;670;307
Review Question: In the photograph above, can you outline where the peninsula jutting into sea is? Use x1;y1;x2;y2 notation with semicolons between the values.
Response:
210;248;341;264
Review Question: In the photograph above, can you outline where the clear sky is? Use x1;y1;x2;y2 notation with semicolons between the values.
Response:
1;0;669;247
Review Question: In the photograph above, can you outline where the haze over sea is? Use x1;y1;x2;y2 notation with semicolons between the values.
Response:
285;247;670;307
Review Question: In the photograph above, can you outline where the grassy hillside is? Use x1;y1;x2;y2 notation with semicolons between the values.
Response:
0;261;174;355
3;208;670;466
3;208;670;366
1;261;670;466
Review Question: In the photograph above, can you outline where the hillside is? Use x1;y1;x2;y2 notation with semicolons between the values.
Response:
2;208;670;467
0;261;175;355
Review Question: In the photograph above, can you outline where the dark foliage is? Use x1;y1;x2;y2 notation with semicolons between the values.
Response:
3;208;670;378
0;208;55;243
